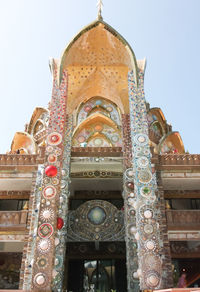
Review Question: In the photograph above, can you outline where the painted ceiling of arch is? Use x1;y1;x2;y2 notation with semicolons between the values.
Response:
72;97;122;147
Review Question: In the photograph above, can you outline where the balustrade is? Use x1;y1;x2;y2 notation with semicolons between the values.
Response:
159;154;200;166
0;210;28;229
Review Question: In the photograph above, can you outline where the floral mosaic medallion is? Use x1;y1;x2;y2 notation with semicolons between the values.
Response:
52;178;59;185
134;133;148;146
143;223;154;234
93;137;103;146
37;239;51;254
38;223;54;238
40;208;54;222
145;240;156;251
138;170;152;183
46;146;53;153
48;154;57;163
137;156;149;168
47;132;62;146
139;205;153;219
54;147;62;156
34;273;48;288
36;257;48;269
43;185;56;199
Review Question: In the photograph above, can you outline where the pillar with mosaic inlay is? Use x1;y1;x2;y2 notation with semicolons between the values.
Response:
122;114;140;292
21;63;72;291
128;69;164;290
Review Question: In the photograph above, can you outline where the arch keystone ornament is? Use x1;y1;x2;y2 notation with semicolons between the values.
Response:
128;69;163;290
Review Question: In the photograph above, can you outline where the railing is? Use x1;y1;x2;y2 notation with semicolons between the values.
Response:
0;154;37;165
71;147;123;157
159;154;200;166
166;210;200;230
0;210;28;229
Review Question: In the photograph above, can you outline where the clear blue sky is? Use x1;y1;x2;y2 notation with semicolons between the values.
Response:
0;0;199;153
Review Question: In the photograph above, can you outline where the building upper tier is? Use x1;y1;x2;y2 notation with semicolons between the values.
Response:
8;20;185;155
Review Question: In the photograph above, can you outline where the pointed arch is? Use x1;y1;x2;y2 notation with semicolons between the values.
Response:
59;20;138;84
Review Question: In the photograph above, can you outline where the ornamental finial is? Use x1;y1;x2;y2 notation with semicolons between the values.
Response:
97;0;103;20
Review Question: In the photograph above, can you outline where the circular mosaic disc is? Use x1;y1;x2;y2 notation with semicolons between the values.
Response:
54;148;62;156
145;240;156;250
47;132;62;146
139;204;153;219
43;186;56;199
145;271;160;288
34;273;47;287
94;138;103;146
138;170;152;183
48;154;57;164
52;178;59;185
127;197;135;206
37;257;47;269
46;146;53;153
137;156;149;168
144;224;154;234
112;135;119;143
78;136;85;143
37;239;51;254
87;207;106;225
40;208;54;222
134;133;148;146
38;223;54;238
144;209;153;219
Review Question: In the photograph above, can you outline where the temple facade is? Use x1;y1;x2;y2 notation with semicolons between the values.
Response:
0;15;200;292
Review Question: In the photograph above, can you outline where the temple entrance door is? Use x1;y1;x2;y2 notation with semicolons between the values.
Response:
66;200;126;291
66;242;127;292
67;259;127;292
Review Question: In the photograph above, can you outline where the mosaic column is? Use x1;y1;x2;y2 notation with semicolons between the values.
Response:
24;64;70;291
122;114;140;292
52;114;73;291
128;70;163;290
20;166;44;290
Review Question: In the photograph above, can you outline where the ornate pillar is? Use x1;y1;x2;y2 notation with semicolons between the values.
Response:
22;63;71;291
128;69;163;290
122;114;140;292
52;114;73;291
20;166;44;290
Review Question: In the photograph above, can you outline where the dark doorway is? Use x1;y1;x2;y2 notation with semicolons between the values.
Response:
67;258;127;292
